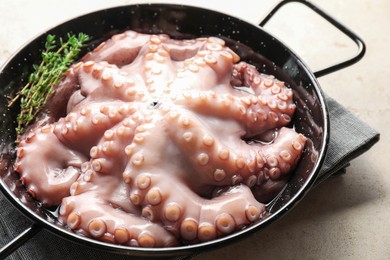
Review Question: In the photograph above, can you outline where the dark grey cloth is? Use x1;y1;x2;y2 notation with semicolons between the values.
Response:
0;96;379;260
315;95;379;183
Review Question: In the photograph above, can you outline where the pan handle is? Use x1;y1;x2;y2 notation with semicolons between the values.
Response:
0;223;41;259
258;0;366;78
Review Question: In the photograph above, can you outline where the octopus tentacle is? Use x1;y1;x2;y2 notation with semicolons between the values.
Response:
164;109;306;192
169;38;237;94
231;62;285;97
126;172;265;243
58;121;178;247
59;190;177;247
82;31;151;67
53;102;130;155
161;37;207;61
75;61;148;103
129;35;179;99
231;62;297;133
173;66;295;136
88;110;151;177
15;126;86;206
174;88;294;135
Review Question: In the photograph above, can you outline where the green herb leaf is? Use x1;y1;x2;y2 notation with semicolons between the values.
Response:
8;32;89;136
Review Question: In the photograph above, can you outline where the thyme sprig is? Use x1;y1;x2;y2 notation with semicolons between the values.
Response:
8;33;89;135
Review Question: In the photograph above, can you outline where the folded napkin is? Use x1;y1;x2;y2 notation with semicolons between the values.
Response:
0;95;379;260
315;95;379;183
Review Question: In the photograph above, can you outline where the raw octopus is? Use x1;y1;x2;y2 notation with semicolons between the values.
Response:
14;30;307;247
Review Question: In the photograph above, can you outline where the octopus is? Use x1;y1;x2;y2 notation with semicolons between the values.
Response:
14;30;307;247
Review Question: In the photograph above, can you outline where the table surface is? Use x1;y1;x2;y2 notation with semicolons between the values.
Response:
0;0;388;259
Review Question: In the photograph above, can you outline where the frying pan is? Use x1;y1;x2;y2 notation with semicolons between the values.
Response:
0;0;365;258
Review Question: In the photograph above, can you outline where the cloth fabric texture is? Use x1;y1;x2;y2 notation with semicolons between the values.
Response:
0;95;380;260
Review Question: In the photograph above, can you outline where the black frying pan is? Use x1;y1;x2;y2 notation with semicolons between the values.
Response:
0;0;365;258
